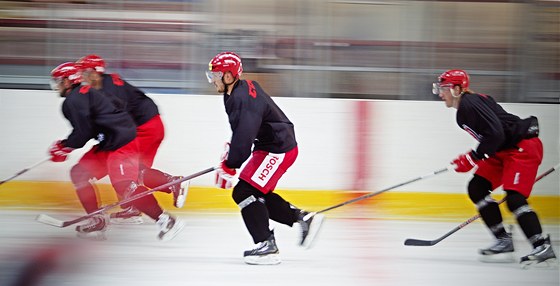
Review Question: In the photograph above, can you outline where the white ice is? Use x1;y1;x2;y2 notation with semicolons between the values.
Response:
0;211;558;286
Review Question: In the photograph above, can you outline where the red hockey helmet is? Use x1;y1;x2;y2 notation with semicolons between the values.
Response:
433;69;469;94
51;62;82;84
76;54;106;73
206;52;243;83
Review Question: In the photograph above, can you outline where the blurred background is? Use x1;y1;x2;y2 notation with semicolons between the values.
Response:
0;0;558;102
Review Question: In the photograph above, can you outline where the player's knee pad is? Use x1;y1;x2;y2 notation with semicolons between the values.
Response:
505;190;534;218
467;175;494;209
232;180;264;210
70;164;95;190
111;180;133;197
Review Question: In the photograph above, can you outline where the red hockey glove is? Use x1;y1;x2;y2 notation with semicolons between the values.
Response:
452;152;478;173
48;140;73;162
215;160;236;189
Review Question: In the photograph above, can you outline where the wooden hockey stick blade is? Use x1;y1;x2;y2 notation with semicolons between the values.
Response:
35;166;215;228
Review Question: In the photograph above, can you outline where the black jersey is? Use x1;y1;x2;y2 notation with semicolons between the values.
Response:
61;84;136;151
101;73;159;126
223;80;297;168
457;93;535;160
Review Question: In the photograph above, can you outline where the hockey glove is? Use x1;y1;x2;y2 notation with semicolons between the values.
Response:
48;140;74;162
215;160;236;189
452;151;478;173
220;142;230;161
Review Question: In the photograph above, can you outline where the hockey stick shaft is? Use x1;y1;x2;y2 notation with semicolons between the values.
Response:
0;157;50;186
36;167;215;227
314;165;454;215
404;163;559;246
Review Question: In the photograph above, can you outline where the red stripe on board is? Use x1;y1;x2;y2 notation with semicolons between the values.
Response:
353;101;369;190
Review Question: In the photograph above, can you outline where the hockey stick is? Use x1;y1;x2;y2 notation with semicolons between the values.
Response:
0;157;50;186
303;165;454;220
36;167;215;228
403;163;560;246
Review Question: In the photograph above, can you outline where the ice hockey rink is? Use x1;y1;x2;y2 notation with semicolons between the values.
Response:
0;210;558;286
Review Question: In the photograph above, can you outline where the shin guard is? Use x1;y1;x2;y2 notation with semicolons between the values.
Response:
70;164;98;213
468;175;506;238
505;190;544;247
233;180;272;243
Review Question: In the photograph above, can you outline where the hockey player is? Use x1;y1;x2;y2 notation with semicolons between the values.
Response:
76;54;187;225
433;69;556;267
206;52;324;265
48;62;185;241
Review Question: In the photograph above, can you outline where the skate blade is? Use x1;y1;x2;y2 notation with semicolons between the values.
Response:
175;180;190;208
76;230;107;241
302;214;325;249
109;217;144;225
158;219;186;242
521;258;558;270
478;252;515;263
244;253;281;265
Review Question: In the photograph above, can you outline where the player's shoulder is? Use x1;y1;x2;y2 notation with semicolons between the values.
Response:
461;92;487;106
464;92;493;101
103;73;125;86
66;85;90;98
64;86;91;107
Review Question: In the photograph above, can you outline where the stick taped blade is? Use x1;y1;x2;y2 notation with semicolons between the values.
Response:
404;238;435;246
36;214;65;227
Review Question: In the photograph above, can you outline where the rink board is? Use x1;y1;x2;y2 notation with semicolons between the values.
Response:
0;181;558;224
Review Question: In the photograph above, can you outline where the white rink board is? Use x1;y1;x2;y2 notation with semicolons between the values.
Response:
0;89;558;194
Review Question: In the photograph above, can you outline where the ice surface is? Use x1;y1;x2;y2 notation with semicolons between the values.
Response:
0;211;558;286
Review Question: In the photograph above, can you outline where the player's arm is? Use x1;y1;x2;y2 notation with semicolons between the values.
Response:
453;96;504;172
463;96;505;159
227;106;262;168
61;97;95;149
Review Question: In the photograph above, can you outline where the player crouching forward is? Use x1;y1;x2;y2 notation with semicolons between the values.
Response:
49;62;185;241
76;54;188;225
434;69;556;268
207;52;324;265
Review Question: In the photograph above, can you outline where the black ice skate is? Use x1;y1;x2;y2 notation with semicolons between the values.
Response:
479;232;515;263
520;234;557;269
243;232;281;265
156;213;185;241
110;206;143;225
169;176;189;208
298;210;325;249
76;214;107;241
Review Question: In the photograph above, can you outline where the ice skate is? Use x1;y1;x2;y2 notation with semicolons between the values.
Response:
479;233;515;263
520;235;557;269
244;232;281;265
298;210;325;249
110;206;143;225
76;214;107;241
169;176;189;208
156;213;185;241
